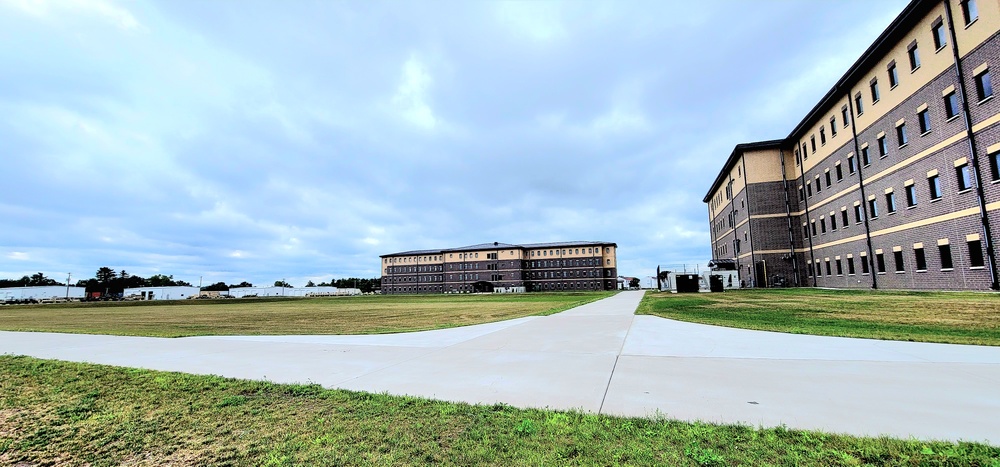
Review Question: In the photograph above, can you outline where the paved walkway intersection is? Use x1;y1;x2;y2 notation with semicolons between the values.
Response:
2;290;998;444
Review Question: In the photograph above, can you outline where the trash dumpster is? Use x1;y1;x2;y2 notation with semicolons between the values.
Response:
676;274;700;293
709;274;724;292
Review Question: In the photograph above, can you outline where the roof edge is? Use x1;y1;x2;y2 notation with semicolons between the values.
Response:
702;139;785;203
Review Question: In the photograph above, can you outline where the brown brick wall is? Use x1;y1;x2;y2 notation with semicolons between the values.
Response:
706;25;1000;291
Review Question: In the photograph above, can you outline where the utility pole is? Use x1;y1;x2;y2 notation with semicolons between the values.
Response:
65;273;71;300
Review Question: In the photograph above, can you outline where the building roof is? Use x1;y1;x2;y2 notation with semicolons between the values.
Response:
704;0;935;204
519;241;616;249
381;241;617;257
785;0;934;142
702;140;784;203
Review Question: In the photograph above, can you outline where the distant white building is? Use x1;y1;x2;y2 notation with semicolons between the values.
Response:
227;286;360;298
123;286;200;301
0;286;86;301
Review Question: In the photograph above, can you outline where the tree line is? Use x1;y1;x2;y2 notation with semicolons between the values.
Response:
2;270;380;295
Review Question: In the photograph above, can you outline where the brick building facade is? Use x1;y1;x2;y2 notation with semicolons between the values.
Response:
705;0;1000;291
380;241;618;294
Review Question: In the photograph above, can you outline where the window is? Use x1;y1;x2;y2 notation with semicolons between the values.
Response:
836;164;843;181
825;259;832;276
854;204;863;223
886;192;897;213
802;143;808;159
862;146;871;166
855;93;864;114
975;68;993;101
870;79;880;103
939;243;954;269
803;224;809;239
820;218;827;234
811;135;817;152
806;181;812;197
908;42;920;71
915;247;927;271
878;135;888;157
848;155;856;174
811;220;817;236
815;262;822;277
990;150;1000;181
962;0;979;25
861;255;870;274
841;209;849;227
848;257;856;275
836;259;843;275
894;250;905;272
944;90;959;119
932;20;946;50
969;239;985;267
957;163;972;191
929;174;942;199
815;175;822;193
820;127;827;145
876;252;886;273
888;61;899;88
918;108;931;134
906;184;918;207
896;122;908;147
842;106;850;127
799;186;805;200
830;117;837;137
825;171;832;187
869;198;879;218
831;214;838;230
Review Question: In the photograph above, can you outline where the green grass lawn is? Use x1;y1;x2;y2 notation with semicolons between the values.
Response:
1;356;997;466
0;292;612;338
638;288;1000;346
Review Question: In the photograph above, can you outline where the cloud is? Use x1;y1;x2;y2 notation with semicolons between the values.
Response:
0;0;915;285
391;55;438;130
7;252;29;261
494;1;567;43
2;0;143;30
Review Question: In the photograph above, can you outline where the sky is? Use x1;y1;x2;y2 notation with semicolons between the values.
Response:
0;0;911;288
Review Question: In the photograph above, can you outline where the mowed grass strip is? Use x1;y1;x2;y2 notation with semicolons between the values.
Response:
638;288;1000;346
1;356;997;466
0;292;612;338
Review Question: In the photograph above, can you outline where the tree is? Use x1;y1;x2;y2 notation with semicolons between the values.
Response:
0;276;30;288
274;280;292;288
95;267;117;284
305;280;316;287
28;272;60;286
228;281;253;288
629;278;640;289
202;282;229;291
331;277;379;293
146;274;175;287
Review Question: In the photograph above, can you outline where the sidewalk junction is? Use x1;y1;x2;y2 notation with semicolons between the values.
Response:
2;290;998;444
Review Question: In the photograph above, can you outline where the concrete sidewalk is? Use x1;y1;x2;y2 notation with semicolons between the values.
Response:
2;290;998;444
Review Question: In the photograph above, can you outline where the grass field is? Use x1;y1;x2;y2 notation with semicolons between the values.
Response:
638;288;1000;346
2;356;997;466
0;292;612;337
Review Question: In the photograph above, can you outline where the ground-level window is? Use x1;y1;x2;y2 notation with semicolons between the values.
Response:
968;239;985;268
939;243;954;269
915;247;927;271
